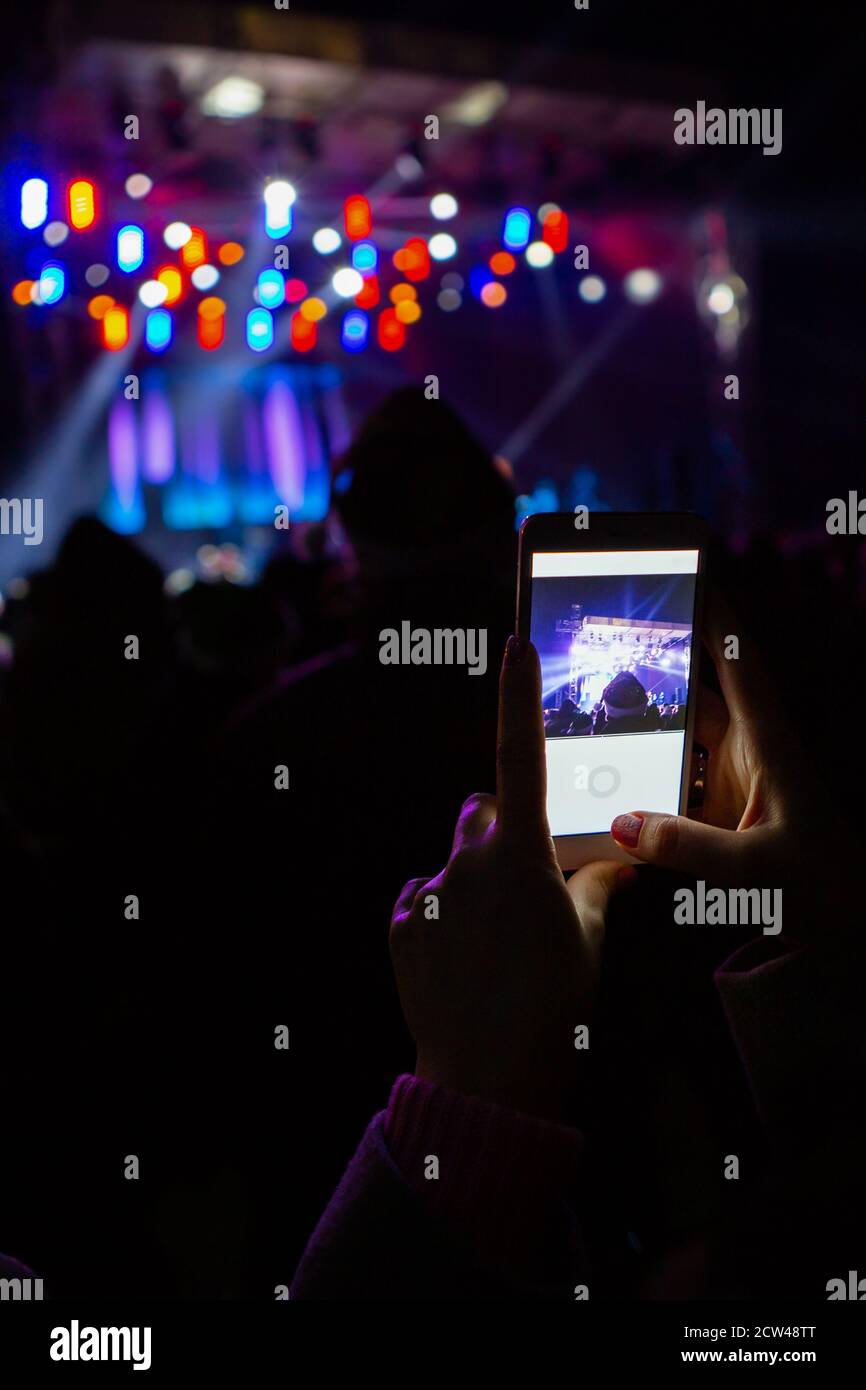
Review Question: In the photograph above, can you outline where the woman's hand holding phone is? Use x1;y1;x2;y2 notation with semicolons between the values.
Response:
389;635;634;1125
610;591;859;939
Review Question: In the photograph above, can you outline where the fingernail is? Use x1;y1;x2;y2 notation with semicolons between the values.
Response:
505;634;527;667
611;813;644;848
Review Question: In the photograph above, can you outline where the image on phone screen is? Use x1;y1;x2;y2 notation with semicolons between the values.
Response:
529;548;700;836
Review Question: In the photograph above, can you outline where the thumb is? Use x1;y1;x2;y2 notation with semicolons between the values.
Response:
611;810;756;884
566;860;638;943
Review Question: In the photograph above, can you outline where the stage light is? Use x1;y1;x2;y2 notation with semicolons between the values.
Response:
192;264;220;291
377;307;406;351
428;233;457;261
201;75;264;118
102;304;129;350
430;193;458;220
247;307;274;352
264;181;295;239
217;241;245;266
525;240;554;268
344;195;372;241
437;288;461;311
395;152;423;180
117;224;144;273
579;274;607;303
624;268;662;303
441;272;464;291
11;280;35;306
707;282;735;315
489;251;516;275
67;179;96;231
38;262;65;305
257;268;285;308
395;299;422;324
291;312;317;352
21;177;48;229
469;265;493;299
537;202;560;224
85;263;110;287
164;221;192;250
87;294;115;320
285;278;307;303
503;207;531;251
333;267;363;298
139;279;168;308
396;237;430;282
300;296;327;322
181;227;208;269
341;310;369;352
313;227;341;254
481;281;507;308
43;221;69;247
125;173;152;199
354;274;380;309
443;81;507;126
197;313;224;350
351;241;378;274
145;308;172;352
390;283;417;305
542;209;569;253
198;296;227;321
156;265;184;306
165;568;195;596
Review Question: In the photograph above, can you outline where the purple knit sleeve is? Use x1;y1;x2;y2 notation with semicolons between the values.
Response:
384;1073;585;1274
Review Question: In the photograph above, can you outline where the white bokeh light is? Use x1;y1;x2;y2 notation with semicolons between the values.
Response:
332;267;364;298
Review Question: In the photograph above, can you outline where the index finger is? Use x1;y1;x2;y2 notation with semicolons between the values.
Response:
495;635;553;851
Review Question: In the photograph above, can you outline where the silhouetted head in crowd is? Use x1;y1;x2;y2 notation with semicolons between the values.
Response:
559;698;577;719
10;516;168;670
332;387;516;584
601;671;648;722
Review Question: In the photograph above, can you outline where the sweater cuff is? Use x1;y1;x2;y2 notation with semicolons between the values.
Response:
384;1073;584;1273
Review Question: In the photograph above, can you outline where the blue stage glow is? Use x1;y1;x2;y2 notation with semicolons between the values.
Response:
257;268;285;309
351;241;378;274
247;307;274;352
502;206;532;251
145;308;172;353
38;262;66;305
21;177;48;229
117;224;144;273
468;265;494;301
340;309;369;352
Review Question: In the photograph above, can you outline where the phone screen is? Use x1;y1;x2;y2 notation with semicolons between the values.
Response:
529;548;700;836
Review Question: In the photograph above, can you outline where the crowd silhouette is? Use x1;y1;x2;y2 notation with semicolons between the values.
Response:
1;387;864;1300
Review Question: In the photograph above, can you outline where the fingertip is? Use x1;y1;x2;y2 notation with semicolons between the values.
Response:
610;812;645;850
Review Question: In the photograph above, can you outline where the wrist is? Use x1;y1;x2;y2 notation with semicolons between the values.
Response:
414;1051;580;1125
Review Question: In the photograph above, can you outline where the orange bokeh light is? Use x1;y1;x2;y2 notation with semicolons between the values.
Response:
389;282;417;304
102;304;129;350
156;265;184;306
395;300;421;324
87;294;115;320
300;297;327;323
480;281;507;308
217;241;245;266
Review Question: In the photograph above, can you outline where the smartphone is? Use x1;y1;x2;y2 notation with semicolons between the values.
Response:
517;512;707;869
